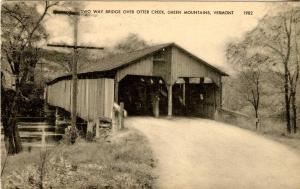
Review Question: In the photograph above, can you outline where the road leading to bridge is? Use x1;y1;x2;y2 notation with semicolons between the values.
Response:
126;117;300;189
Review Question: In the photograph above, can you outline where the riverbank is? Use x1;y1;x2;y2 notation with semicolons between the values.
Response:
1;128;156;189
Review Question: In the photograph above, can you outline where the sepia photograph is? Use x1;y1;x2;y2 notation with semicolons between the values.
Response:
1;1;300;188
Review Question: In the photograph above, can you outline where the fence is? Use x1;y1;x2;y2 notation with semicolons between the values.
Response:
215;108;256;130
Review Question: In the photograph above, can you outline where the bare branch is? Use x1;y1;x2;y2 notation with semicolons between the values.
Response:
264;43;285;59
294;21;300;90
283;15;292;63
4;49;16;74
2;6;23;22
26;1;59;46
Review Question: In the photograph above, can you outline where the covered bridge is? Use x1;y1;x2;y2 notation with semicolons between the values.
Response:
46;43;228;123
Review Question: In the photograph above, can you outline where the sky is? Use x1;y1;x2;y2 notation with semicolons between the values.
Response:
43;2;274;74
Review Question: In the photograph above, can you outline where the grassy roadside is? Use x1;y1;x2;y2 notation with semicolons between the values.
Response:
1;128;157;189
220;116;300;154
264;133;300;153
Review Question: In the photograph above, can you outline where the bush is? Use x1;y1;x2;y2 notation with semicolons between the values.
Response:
2;129;156;189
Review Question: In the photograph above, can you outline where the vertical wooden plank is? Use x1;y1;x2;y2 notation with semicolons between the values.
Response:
89;79;94;121
93;79;97;120
78;80;83;118
88;79;94;121
77;80;80;118
94;79;99;121
86;79;89;120
95;79;98;120
108;79;114;120
103;79;107;118
88;79;91;121
100;79;104;118
94;79;97;120
80;80;84;118
83;79;85;119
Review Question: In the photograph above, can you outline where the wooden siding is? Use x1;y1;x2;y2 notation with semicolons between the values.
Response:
153;48;172;84
116;56;153;82
47;78;114;121
171;47;221;86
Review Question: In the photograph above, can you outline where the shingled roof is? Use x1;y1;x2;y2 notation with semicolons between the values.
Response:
49;43;228;84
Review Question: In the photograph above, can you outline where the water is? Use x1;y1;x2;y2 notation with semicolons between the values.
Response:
1;119;65;152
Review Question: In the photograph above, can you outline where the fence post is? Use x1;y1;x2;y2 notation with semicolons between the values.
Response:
95;119;100;138
86;121;94;140
119;102;124;130
41;127;46;152
112;111;117;132
55;107;60;126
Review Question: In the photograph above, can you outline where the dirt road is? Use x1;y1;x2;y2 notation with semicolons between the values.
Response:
126;117;300;189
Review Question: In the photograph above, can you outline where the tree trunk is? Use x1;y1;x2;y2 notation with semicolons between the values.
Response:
255;109;259;130
284;90;291;134
291;91;297;133
2;79;23;154
284;65;292;134
3;103;22;154
9;101;23;153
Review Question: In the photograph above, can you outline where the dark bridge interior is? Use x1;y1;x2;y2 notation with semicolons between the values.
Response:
118;75;218;118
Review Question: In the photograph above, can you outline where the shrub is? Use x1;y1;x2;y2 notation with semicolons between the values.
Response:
2;129;156;189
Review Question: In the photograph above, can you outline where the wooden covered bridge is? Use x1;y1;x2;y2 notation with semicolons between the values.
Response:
46;43;228;127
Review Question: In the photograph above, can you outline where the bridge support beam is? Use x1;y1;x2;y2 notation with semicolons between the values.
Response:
167;84;173;117
153;97;160;117
183;78;190;114
114;80;119;103
86;121;94;139
95;120;100;138
182;83;186;106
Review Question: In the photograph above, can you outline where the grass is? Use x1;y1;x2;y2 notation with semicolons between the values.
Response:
1;128;157;189
219;114;300;154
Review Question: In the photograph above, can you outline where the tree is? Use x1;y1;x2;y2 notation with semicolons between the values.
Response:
228;6;300;134
114;33;149;53
1;1;58;154
239;56;266;130
227;41;269;129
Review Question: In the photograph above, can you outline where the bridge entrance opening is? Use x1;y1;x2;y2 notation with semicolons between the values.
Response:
172;77;217;118
118;75;168;116
118;75;218;118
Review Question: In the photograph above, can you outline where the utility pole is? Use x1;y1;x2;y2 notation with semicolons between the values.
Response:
47;9;103;141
